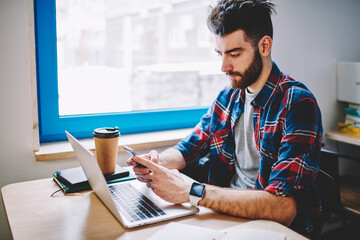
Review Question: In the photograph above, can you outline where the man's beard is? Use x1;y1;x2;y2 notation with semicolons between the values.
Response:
227;49;263;89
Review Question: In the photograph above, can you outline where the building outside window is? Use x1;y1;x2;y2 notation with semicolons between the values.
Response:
35;0;227;141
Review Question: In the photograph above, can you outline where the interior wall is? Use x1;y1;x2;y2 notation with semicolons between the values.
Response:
271;0;360;176
1;0;360;239
272;0;360;135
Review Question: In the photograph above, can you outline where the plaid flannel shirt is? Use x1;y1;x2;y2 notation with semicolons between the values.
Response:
175;62;323;239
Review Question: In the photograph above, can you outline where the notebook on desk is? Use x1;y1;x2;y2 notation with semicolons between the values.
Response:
65;131;198;228
55;164;129;189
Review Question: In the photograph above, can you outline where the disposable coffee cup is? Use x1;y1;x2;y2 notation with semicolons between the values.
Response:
93;127;120;174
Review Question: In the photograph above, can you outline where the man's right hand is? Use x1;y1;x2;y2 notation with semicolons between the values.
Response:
127;150;192;204
127;150;159;183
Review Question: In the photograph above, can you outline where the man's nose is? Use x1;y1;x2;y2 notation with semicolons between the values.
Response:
221;56;233;73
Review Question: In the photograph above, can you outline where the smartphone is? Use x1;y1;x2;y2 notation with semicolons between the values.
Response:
123;145;147;168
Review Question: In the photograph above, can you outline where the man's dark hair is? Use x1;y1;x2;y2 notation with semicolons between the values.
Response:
207;0;276;47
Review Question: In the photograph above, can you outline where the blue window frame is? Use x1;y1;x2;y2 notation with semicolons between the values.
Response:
34;0;207;142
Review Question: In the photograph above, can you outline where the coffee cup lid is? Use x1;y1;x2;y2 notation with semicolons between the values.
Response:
93;127;120;138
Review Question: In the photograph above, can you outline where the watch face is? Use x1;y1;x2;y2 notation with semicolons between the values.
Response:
190;182;205;197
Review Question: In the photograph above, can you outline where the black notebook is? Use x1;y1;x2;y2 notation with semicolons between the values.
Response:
55;164;129;189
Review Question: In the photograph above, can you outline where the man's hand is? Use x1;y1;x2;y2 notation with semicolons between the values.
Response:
127;151;192;204
127;150;158;182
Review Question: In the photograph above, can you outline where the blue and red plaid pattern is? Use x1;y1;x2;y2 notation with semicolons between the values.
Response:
175;62;323;239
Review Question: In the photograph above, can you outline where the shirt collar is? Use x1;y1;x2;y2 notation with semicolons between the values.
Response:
251;62;282;109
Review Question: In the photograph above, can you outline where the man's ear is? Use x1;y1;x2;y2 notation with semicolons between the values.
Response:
258;36;272;57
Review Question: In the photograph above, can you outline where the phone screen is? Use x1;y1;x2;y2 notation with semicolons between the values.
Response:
123;145;147;168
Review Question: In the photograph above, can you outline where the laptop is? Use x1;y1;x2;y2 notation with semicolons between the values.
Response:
65;131;198;228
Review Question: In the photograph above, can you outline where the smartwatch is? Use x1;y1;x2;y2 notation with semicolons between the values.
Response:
189;182;206;206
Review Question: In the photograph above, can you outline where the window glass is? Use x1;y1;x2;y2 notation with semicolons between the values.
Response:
56;0;227;116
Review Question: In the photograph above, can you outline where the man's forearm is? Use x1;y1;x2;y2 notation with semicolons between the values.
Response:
199;185;297;226
159;148;186;170
135;150;297;226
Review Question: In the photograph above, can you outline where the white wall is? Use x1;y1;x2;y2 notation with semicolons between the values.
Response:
1;0;360;239
271;0;360;176
273;0;360;132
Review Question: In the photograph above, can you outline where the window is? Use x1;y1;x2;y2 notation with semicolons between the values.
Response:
34;0;227;142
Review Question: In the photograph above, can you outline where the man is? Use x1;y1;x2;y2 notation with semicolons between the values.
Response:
128;0;323;239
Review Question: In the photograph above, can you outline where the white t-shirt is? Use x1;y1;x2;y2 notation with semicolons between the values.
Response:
230;89;259;189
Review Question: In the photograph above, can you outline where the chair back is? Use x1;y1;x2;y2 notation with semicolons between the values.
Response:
317;149;342;219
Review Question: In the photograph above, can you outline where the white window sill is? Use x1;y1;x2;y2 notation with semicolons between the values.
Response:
34;128;192;161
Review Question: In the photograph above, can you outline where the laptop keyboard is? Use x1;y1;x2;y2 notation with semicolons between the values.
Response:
109;183;166;222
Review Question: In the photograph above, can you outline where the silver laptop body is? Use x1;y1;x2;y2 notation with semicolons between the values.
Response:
65;131;198;228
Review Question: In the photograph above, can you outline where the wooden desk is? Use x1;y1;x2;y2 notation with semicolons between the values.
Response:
325;130;360;147
1;178;307;240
